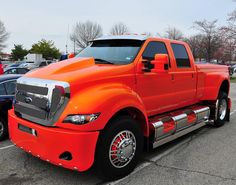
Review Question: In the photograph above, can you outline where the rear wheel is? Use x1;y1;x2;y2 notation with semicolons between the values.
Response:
213;92;228;127
95;116;143;180
0;118;8;141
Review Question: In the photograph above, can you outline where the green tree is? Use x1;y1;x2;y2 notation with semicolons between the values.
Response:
11;44;28;61
30;39;60;59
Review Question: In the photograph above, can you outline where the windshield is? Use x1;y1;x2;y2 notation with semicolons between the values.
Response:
76;39;143;65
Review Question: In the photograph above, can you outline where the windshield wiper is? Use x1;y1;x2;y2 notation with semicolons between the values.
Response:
94;58;114;64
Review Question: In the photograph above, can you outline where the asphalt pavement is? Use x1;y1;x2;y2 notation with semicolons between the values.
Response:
1;84;236;185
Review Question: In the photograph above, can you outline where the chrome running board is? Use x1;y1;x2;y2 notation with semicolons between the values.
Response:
152;120;206;148
150;106;210;149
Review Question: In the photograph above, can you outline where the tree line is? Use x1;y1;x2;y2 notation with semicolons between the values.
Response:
0;7;236;62
70;16;236;63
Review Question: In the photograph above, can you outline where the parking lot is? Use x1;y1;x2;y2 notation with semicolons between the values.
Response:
0;83;236;185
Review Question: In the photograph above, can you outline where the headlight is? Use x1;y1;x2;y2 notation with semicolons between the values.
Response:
63;113;100;125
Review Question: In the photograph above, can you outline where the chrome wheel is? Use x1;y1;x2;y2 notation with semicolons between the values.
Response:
0;121;4;137
219;99;227;120
109;130;136;168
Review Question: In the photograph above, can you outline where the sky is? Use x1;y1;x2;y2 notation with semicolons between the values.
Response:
1;0;236;53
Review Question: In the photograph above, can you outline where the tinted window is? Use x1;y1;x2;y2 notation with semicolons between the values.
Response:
17;68;28;74
4;81;16;95
77;39;143;65
171;43;191;68
0;84;6;95
142;41;168;60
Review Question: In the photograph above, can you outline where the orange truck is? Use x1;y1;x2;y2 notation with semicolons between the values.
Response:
9;35;231;180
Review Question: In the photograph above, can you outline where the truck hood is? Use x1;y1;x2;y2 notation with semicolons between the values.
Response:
25;57;133;84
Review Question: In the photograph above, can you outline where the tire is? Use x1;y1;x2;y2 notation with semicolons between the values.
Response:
95;116;143;180
213;91;228;127
0;118;8;141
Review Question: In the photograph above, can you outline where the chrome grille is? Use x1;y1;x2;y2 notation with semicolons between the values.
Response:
14;77;70;126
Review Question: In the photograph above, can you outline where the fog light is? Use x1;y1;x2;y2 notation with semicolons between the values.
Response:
63;113;100;124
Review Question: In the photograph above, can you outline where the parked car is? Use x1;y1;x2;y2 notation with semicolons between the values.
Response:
232;64;236;74
5;62;24;69
228;65;234;76
38;61;52;68
4;67;29;74
0;61;3;75
19;61;37;70
0;74;22;140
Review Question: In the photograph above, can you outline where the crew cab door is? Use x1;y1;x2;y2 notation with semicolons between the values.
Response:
135;41;179;116
169;43;197;106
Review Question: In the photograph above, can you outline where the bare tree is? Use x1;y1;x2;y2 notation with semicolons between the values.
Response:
0;20;9;52
185;34;205;60
164;27;184;40
70;21;103;49
110;23;129;35
193;19;222;62
220;15;236;64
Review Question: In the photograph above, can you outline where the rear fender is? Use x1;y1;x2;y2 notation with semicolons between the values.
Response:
200;74;229;101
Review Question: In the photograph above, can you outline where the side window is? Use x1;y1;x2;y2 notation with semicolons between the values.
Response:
17;68;28;74
171;43;191;68
4;81;16;95
142;41;168;60
0;84;6;95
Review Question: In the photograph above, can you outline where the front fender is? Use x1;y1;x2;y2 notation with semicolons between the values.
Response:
56;83;148;132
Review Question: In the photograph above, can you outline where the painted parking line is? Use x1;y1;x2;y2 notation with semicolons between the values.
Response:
0;144;14;150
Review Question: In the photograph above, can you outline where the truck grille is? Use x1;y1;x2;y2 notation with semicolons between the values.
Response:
14;77;70;126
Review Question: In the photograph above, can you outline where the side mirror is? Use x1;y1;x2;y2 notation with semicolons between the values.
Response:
142;54;169;73
151;54;169;73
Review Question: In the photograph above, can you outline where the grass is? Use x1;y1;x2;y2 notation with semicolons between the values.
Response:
230;76;236;83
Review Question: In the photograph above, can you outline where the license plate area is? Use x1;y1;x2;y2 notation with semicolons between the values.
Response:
18;124;37;136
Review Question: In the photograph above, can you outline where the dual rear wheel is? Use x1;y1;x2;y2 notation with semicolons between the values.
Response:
213;91;229;127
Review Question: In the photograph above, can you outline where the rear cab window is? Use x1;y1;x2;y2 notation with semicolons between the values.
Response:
171;43;191;68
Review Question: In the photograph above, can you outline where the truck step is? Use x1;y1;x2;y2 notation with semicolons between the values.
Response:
149;105;210;149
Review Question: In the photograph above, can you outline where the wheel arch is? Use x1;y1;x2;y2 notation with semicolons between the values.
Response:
104;106;149;137
219;79;230;96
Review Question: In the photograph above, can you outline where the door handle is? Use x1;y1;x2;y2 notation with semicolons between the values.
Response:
171;74;174;80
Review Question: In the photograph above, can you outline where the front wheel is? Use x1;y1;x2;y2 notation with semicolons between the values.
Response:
95;116;143;180
213;92;229;127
